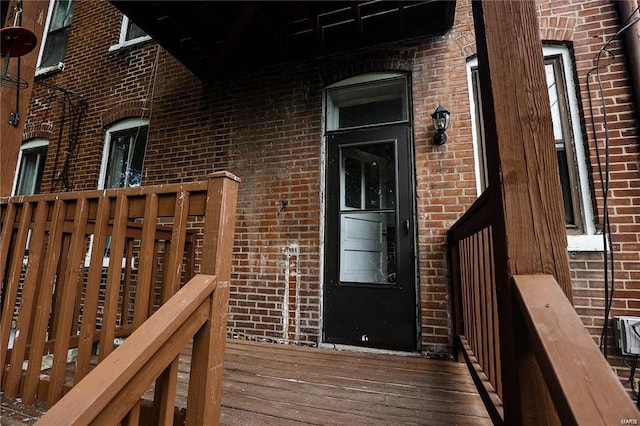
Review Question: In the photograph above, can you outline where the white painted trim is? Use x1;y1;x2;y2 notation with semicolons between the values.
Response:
98;117;149;189
465;57;482;197
12;139;49;196
108;16;152;52
567;234;606;252
35;62;64;76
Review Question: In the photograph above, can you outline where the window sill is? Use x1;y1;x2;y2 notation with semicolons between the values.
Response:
567;234;607;252
108;36;152;53
35;62;65;77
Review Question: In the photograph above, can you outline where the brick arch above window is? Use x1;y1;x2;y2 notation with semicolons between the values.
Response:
23;122;54;141
100;100;149;129
317;46;417;87
538;16;577;42
451;30;477;58
453;14;577;59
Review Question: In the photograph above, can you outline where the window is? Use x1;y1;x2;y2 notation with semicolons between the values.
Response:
326;73;409;131
99;119;149;189
467;45;600;250
109;16;151;52
37;0;75;73
13;139;48;196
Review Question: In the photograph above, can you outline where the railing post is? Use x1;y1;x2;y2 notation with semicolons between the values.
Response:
472;1;573;424
186;172;239;425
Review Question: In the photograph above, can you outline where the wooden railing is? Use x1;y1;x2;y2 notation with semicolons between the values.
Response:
0;171;239;420
448;190;503;422
34;273;224;425
449;192;638;425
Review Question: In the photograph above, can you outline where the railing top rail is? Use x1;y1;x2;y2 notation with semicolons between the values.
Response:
1;181;206;204
512;274;638;424
449;188;493;242
34;273;218;426
0;172;240;219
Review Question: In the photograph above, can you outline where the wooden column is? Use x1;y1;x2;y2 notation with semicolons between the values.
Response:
472;1;573;424
0;0;48;197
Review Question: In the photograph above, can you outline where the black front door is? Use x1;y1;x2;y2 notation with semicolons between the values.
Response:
323;124;416;351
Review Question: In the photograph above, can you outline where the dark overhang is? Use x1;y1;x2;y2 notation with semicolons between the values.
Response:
110;1;457;81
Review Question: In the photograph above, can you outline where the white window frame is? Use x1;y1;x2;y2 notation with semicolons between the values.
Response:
36;0;72;75
466;45;602;252
108;16;151;52
12;139;49;196
98;118;149;190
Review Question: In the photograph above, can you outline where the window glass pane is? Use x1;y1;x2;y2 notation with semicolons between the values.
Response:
50;0;74;30
344;157;362;208
104;126;148;188
557;149;575;225
125;20;146;41
328;78;407;130
545;63;564;141
15;146;47;195
40;0;75;68
41;28;70;67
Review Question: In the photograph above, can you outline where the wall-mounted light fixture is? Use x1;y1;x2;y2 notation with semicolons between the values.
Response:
431;104;451;145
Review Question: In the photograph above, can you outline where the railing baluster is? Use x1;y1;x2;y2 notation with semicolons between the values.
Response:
152;189;190;423
48;197;89;406
75;195;110;382
0;201;32;380
22;199;66;405
5;201;48;398
0;202;18;295
133;193;158;328
99;194;130;362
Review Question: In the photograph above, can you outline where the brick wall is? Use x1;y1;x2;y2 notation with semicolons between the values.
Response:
23;0;639;393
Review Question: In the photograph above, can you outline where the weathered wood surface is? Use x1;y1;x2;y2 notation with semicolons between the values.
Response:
144;339;491;425
471;0;574;424
2;338;493;425
513;275;639;425
34;274;217;425
0;0;49;197
1;172;239;411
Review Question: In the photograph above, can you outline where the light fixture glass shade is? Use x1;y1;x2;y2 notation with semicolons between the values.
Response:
431;104;450;131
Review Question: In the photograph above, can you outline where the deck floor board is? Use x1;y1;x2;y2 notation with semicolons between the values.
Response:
1;339;491;425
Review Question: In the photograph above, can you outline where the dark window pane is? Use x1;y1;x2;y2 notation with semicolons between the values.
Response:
125;20;146;41
557;149;575;225
339;98;404;128
328;77;408;130
104;126;148;189
344;157;362;208
16;147;47;195
40;27;70;68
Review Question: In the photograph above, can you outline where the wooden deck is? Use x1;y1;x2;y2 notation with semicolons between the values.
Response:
2;339;491;425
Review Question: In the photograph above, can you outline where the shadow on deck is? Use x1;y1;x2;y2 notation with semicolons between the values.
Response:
1;339;491;425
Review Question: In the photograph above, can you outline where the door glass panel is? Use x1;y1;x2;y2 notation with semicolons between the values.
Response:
339;141;396;284
340;212;396;284
344;157;362;208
